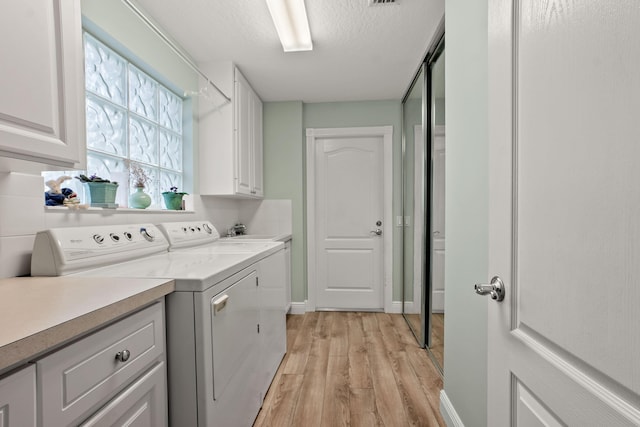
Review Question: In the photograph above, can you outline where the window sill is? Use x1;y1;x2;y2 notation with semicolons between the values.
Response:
45;206;195;214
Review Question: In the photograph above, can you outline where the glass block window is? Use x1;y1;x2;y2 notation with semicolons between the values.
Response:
81;32;184;208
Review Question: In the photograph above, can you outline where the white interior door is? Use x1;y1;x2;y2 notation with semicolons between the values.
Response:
315;135;383;310
412;124;424;314
431;125;445;313
307;127;392;311
487;1;640;425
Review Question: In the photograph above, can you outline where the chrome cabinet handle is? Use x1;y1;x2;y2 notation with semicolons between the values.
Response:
115;349;131;362
474;276;505;302
370;229;382;236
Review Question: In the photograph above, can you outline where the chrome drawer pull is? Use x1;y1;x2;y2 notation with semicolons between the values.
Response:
213;294;229;314
115;349;131;362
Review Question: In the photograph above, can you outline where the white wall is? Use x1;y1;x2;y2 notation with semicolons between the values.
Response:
0;170;243;278
442;0;489;425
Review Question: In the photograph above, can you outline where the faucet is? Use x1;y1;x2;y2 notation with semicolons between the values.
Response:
232;223;247;235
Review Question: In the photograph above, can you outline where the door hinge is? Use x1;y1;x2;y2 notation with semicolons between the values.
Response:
256;277;259;287
257;324;260;333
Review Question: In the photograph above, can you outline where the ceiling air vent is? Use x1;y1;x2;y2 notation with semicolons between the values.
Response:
370;0;397;5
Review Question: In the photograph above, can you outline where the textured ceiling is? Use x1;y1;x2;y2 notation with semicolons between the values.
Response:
133;0;444;103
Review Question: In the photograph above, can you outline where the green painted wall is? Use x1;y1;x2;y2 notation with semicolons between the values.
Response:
444;0;489;425
303;100;402;301
263;101;305;302
303;101;403;302
263;100;403;304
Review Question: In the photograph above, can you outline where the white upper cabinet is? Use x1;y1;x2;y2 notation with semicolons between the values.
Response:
0;0;85;170
199;62;263;198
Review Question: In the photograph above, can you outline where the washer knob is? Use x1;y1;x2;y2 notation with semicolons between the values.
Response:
140;227;155;242
203;223;212;234
93;234;105;244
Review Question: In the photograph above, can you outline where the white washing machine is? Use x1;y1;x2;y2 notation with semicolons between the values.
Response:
31;223;284;427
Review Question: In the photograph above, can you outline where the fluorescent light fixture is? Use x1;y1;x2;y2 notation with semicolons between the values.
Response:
266;0;313;52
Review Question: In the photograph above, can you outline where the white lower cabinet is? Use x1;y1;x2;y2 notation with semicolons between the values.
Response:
79;362;166;427
0;365;37;426
284;240;292;312
257;249;287;402
37;302;167;427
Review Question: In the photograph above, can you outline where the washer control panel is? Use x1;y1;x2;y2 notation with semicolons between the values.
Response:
31;224;169;276
157;221;220;250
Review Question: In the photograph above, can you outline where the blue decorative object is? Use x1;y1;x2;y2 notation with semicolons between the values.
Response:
162;191;186;210
129;187;152;209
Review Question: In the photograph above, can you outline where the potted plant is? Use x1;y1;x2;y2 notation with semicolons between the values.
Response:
162;186;188;210
75;174;119;207
129;164;152;209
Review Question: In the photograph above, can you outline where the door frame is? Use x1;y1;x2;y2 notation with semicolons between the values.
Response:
306;126;393;312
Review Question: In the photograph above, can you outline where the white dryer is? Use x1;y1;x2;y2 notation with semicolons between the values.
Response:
157;221;287;404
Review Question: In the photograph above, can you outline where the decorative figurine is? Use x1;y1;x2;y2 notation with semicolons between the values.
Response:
44;175;88;209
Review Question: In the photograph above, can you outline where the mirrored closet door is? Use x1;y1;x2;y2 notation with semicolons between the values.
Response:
402;33;445;375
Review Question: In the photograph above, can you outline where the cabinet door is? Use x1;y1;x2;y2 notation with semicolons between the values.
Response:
80;362;167;427
38;303;165;427
257;250;286;398
251;92;264;197
0;0;84;168
0;365;36;427
284;240;292;311
234;72;253;196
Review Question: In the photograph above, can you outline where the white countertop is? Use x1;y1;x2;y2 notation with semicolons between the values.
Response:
220;233;292;242
0;276;174;375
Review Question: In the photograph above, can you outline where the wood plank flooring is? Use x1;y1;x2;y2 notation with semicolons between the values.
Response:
430;314;444;371
254;312;445;427
404;313;445;372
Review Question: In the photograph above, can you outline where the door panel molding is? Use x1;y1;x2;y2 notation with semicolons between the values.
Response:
489;0;640;425
306;126;393;312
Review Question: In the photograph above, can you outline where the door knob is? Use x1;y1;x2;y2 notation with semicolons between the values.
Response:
370;229;383;236
474;276;505;301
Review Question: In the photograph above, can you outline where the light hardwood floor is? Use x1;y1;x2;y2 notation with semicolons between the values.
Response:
430;314;444;371
253;312;445;427
404;313;445;372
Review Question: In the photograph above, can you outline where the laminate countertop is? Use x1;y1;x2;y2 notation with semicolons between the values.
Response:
220;233;292;242
0;276;174;375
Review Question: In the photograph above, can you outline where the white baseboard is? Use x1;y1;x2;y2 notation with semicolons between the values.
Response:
440;390;464;427
289;301;307;315
432;290;444;312
389;300;420;314
388;301;403;313
290;300;414;314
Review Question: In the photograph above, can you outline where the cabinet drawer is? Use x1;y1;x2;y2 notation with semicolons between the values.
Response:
80;361;167;427
37;303;164;427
